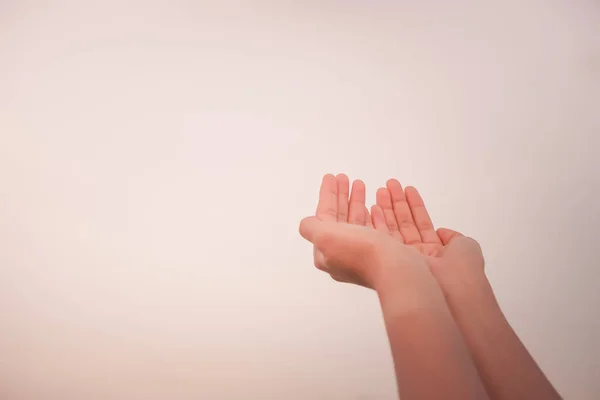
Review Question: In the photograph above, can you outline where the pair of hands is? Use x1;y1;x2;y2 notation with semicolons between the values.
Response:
300;174;485;295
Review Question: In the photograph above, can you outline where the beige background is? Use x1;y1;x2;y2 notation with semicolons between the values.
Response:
1;1;599;399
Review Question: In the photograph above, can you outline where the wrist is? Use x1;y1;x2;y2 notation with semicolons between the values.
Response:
445;273;496;307
443;274;503;323
375;257;448;315
370;241;426;291
431;261;495;307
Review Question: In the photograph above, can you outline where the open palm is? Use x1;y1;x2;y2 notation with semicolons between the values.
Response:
372;179;461;262
314;174;461;285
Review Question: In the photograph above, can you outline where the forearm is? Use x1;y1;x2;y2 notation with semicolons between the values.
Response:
444;276;561;400
376;268;489;400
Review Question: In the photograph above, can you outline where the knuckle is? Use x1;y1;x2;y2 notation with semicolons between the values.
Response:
313;249;327;271
322;252;335;266
347;213;363;225
418;221;434;231
398;220;415;230
386;222;398;231
323;207;337;218
314;259;327;271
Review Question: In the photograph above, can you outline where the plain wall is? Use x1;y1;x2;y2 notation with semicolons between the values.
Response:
1;1;599;399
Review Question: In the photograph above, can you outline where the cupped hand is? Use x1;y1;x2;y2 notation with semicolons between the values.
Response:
374;179;486;295
302;174;426;289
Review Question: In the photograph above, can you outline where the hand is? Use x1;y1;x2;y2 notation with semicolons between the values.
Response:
375;183;562;400
301;174;427;290
304;174;486;294
374;179;487;297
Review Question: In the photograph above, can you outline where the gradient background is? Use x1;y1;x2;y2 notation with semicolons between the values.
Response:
1;1;599;399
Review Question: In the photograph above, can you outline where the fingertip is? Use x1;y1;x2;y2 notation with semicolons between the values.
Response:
352;179;365;190
313;248;327;271
436;227;463;245
371;205;387;231
348;179;367;224
371;204;385;219
404;186;422;203
299;216;319;241
376;187;390;204
320;174;337;192
336;173;349;183
351;180;366;202
386;179;402;189
322;173;336;182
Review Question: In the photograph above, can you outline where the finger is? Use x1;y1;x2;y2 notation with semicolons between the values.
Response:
437;228;463;245
348;180;366;225
300;217;384;287
376;187;404;242
300;216;322;243
316;174;338;222
336;174;350;222
386;179;422;244
313;247;327;271
364;206;374;228
300;216;374;256
370;205;388;233
405;186;441;244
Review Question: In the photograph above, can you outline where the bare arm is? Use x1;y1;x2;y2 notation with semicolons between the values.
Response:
373;182;562;400
441;271;562;400
375;265;490;400
302;174;489;399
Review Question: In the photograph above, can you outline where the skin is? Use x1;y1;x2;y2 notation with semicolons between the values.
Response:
302;173;561;400
374;180;562;400
300;174;489;400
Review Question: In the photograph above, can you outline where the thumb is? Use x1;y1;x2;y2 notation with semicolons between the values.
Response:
446;235;482;252
300;216;382;285
299;216;376;255
299;216;322;243
442;235;484;266
437;228;463;245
